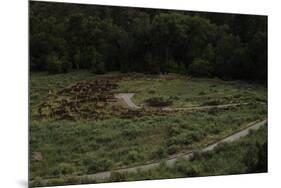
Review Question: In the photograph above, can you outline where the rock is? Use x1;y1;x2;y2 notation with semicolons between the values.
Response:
33;152;43;161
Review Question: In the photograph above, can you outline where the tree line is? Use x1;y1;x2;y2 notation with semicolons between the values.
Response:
30;1;267;83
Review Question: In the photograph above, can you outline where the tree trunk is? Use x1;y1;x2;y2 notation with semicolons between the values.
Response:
165;46;169;74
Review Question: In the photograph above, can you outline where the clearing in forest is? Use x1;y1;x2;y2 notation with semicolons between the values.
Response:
30;72;267;187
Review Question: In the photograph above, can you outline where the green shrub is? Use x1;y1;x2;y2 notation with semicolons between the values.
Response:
121;126;141;140
191;130;205;142
185;164;201;177
96;134;113;143
242;141;267;173
47;54;71;74
175;159;200;177
176;63;188;74
92;60;106;74
145;52;161;74
91;48;106;74
188;58;213;77
126;150;144;163
47;55;63;74
233;93;243;98
87;159;113;174
167;144;180;155
205;124;221;134
167;132;194;146
148;90;156;94
145;97;173;107
167;126;182;137
201;99;223;106
52;163;75;176
61;58;72;73
169;95;180;100
167;58;180;73
198;91;207;95
152;147;167;159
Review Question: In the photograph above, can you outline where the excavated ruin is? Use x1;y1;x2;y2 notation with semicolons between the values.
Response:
37;78;120;120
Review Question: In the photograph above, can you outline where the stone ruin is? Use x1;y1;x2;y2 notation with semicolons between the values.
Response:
37;79;119;120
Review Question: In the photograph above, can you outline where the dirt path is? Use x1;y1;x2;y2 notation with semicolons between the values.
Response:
162;102;250;111
115;93;141;109
115;93;262;111
38;119;267;183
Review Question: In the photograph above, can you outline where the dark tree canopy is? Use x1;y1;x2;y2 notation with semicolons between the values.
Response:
30;1;267;84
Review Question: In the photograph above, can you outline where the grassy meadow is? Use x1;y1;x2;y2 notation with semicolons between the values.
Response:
30;71;267;186
105;125;268;183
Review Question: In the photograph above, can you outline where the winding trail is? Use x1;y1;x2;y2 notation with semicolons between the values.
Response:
37;119;267;183
115;93;260;111
162;102;250;111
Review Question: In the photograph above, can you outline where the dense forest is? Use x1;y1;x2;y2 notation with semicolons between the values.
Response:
30;1;267;83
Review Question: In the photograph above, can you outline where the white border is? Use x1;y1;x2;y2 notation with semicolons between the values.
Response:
1;0;280;188
33;0;270;15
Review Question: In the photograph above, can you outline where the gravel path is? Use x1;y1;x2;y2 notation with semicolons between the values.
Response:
115;93;254;111
115;93;141;109
162;103;250;111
